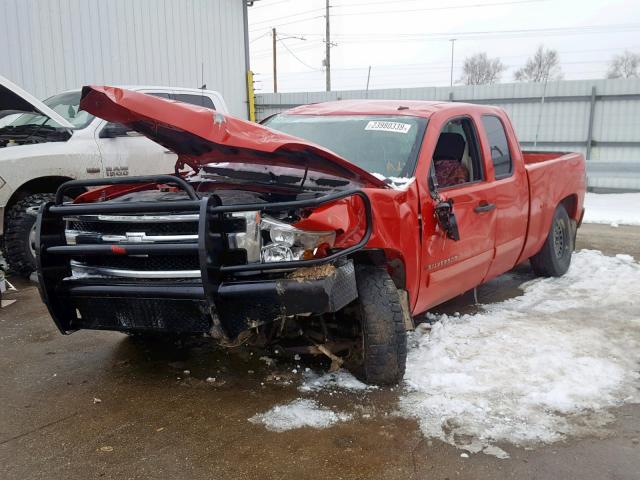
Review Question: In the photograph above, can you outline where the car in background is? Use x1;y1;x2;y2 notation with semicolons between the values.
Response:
0;75;228;276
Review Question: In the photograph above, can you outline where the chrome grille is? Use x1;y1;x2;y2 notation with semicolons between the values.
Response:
64;211;260;280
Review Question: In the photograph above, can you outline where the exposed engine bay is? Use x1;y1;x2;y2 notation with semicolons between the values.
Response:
57;174;365;367
0;124;71;147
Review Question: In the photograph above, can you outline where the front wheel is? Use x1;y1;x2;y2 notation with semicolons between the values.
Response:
3;193;56;277
352;266;407;385
530;204;574;277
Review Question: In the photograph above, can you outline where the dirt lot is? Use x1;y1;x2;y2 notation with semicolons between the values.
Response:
1;223;638;480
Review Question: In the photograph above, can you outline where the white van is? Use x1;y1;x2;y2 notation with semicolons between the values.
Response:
0;75;228;275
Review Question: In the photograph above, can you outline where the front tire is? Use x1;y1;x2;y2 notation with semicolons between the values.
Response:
530;204;573;277
3;193;56;277
353;266;407;385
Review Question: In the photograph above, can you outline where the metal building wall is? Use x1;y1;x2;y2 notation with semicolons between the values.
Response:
256;79;640;191
1;0;249;118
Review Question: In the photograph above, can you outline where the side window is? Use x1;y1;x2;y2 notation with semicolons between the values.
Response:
171;93;215;110
430;117;483;189
482;115;512;179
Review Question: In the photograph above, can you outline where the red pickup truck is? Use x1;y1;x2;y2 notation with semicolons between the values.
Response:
35;87;586;385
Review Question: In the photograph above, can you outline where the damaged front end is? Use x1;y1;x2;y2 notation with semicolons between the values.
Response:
36;175;372;349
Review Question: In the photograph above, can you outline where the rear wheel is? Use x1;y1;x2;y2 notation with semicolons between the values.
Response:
351;265;407;385
530;204;573;277
3;193;56;277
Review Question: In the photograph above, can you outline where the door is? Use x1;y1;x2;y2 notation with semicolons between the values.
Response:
480;114;529;280
416;116;497;312
95;91;218;178
95;121;176;177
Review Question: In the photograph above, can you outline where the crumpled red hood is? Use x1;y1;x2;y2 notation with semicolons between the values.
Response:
79;86;386;188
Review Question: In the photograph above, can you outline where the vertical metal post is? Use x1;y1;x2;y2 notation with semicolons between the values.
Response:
449;39;456;87
586;85;597;161
365;66;371;98
242;1;252;119
272;28;277;93
533;75;549;148
247;70;256;122
325;0;331;92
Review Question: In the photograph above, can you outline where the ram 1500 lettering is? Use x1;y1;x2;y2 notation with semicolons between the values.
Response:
35;86;586;385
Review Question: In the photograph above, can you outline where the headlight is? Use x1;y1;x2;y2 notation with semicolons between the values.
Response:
260;216;335;263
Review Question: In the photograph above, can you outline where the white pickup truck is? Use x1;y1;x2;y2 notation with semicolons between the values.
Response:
0;76;228;275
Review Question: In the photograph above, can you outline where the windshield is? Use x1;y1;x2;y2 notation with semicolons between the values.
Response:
264;114;427;178
6;91;94;129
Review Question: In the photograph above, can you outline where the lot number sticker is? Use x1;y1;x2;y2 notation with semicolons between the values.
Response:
365;121;412;134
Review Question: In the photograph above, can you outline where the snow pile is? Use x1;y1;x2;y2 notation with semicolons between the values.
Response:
400;250;640;457
299;369;375;392
249;399;351;432
583;192;640;226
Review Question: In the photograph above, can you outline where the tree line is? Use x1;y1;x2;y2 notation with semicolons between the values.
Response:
459;46;640;85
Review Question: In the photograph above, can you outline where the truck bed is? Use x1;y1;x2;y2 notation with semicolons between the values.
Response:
523;150;576;165
518;150;586;264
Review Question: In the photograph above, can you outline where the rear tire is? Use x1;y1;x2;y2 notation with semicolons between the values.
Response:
530;205;573;277
3;193;56;277
352;265;407;385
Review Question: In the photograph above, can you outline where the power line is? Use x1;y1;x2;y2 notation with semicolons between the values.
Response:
250;31;272;43
251;7;326;26
251;25;640;56
332;0;547;17
250;15;323;33
278;38;322;71
333;0;472;6
326;24;640;40
250;0;545;28
252;40;324;57
251;0;292;10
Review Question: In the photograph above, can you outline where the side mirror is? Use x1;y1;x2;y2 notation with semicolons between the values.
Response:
100;122;137;138
435;199;460;241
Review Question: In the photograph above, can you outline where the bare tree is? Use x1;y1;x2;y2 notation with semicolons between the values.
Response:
607;51;640;79
514;45;563;82
459;53;506;85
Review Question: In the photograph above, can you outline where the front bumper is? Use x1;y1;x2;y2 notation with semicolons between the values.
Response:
61;261;357;336
36;175;370;338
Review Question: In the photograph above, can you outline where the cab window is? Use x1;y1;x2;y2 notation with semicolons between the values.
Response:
171;93;215;109
481;115;512;179
430;117;483;189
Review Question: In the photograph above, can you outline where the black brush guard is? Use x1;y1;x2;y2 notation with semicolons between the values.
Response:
36;175;372;338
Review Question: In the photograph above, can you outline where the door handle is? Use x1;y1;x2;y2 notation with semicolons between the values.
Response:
474;202;496;213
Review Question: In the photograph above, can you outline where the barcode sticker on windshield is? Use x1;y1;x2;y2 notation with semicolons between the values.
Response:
365;121;412;134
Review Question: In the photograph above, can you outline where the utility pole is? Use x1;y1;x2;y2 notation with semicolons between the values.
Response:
325;0;331;91
449;38;456;87
272;27;277;93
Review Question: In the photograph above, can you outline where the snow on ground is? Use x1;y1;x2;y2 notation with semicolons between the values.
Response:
299;369;375;392
400;250;640;457
249;399;352;432
583;192;640;226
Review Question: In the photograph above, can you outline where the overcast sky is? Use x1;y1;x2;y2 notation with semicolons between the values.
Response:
247;0;640;93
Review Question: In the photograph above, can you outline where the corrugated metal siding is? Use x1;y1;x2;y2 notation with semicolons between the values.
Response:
1;0;248;118
256;79;640;191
